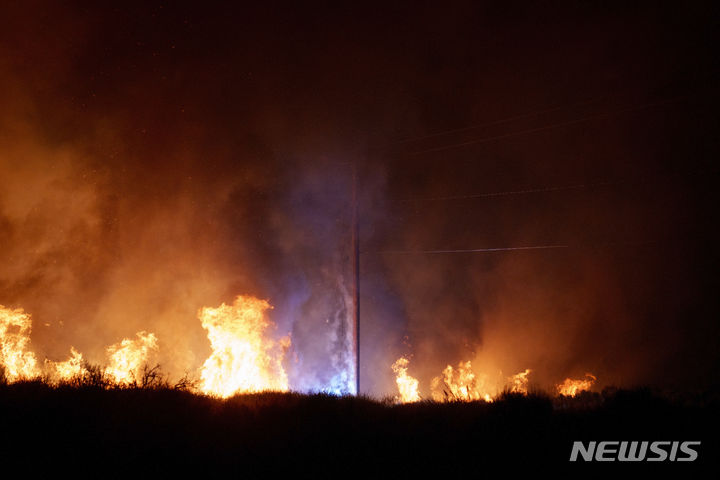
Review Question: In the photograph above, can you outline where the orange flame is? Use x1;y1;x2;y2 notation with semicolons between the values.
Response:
430;361;494;402
391;356;421;403
426;361;536;402
2;305;158;385
47;347;87;383
0;305;40;381
104;331;159;385
199;295;291;398
556;373;596;396
508;368;531;394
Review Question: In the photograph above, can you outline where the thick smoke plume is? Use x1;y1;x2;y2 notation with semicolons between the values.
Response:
1;2;719;397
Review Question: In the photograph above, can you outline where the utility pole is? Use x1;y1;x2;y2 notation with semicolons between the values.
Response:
352;159;360;396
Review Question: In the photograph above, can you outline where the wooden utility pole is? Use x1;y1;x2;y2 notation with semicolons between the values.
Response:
352;159;360;395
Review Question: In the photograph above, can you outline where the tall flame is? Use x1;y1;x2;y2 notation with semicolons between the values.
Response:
556;373;597;397
508;369;531;394
104;331;159;385
431;361;493;402
47;347;87;383
199;295;291;398
391;356;421;403
0;305;39;381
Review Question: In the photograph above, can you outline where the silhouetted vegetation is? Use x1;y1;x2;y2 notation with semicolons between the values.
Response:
0;375;717;476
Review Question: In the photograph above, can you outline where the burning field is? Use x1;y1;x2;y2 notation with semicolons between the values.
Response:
1;0;720;473
2;295;718;474
1;299;597;402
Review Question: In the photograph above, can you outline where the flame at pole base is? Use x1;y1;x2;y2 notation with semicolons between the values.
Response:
199;295;291;398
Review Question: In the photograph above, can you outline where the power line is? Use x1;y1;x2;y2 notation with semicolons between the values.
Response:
372;244;569;254
388;95;606;146
369;241;654;255
396;166;719;203
406;95;689;156
398;180;618;202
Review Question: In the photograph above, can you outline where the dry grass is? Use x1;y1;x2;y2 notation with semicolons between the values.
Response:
0;369;716;475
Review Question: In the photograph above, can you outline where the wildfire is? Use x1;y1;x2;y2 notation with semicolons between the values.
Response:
0;305;39;381
508;369;531;394
104;331;159;385
5;300;601;400
47;347;87;383
423;361;538;402
3;296;293;395
199;295;291;398
556;373;597;397
430;361;494;402
2;304;158;385
391;356;421;403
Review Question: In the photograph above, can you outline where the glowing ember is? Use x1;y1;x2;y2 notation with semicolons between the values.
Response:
508;369;531;394
199;295;291;398
104;331;159;385
391;356;421;403
431;361;493;402
0;305;40;381
556;373;597;397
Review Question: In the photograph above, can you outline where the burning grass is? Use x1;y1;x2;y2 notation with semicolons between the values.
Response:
0;297;293;396
2;305;717;473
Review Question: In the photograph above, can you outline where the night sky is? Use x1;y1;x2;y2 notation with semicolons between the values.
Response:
1;1;719;396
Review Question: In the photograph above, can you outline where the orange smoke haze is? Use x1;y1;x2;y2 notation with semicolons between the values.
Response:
2;2;719;397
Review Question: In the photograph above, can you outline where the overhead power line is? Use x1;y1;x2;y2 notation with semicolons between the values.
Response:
369;241;654;255
398;180;617;202
396;166;719;203
406;95;690;156
373;244;569;254
389;95;606;146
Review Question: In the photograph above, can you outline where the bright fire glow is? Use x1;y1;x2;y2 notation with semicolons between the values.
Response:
4;300;600;400
391;356;421;403
0;305;39;381
556;373;597;396
104;331;159;385
199;295;291;398
429;361;535;402
508;368;531;394
431;361;494;402
48;347;87;383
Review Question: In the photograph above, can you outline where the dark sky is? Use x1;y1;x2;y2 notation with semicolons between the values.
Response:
1;1;719;395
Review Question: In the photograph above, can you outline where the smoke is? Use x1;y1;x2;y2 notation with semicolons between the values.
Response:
0;0;409;392
1;2;718;397
0;80;375;393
